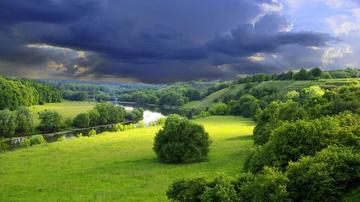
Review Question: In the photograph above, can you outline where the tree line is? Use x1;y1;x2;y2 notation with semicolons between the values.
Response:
0;102;143;138
0;76;61;110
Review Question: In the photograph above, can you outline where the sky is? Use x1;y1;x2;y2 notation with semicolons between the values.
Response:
0;0;359;83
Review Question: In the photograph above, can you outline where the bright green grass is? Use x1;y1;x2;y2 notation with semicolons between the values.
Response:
0;116;255;201
29;101;96;125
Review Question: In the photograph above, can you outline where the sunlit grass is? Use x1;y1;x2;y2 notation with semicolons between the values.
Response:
0;116;254;201
28;101;96;125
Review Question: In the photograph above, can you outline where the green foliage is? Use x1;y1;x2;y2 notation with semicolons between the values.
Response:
159;92;187;106
0;109;16;138
125;108;144;122
287;146;360;201
20;138;31;148
239;167;289;202
38;110;64;133
72;113;90;128
153;115;211;163
88;129;97;136
200;176;239;202
113;123;125;132
229;94;259;117
0;76;61;110
0;139;8;152
247;114;360;173
167;178;207;202
29;135;45;145
15;107;34;135
168;168;289;202
93;103;126;125
208;103;229;115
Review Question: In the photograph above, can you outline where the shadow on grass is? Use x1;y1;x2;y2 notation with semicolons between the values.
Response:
226;135;252;141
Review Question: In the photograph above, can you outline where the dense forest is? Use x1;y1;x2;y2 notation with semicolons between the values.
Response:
0;76;61;110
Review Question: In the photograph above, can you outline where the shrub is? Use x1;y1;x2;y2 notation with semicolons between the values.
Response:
0;109;16;138
167;178;207;202
153;114;211;163
38;110;63;133
196;111;210;119
208;103;229;115
88;129;97;136
20;138;31;148
72;113;90;128
200;176;239;202
30;135;45;145
57;136;66;142
0;139;8;152
113;123;125;132
138;121;146;128
240;167;289;202
287;146;360;201
15;107;34;135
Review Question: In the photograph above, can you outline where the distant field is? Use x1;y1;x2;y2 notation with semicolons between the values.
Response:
29;101;96;125
0;116;255;201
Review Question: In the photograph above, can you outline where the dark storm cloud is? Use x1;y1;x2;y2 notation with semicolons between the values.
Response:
0;0;336;82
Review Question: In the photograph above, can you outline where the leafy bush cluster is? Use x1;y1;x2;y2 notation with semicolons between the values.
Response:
168;167;289;202
0;107;34;138
168;145;360;202
72;103;127;129
168;84;360;201
153;115;211;163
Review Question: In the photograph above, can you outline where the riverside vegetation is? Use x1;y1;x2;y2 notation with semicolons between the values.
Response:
0;68;360;201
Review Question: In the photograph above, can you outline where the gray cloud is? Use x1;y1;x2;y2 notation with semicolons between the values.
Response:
0;0;336;82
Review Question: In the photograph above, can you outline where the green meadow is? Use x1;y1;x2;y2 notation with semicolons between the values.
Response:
0;116;255;201
28;101;96;125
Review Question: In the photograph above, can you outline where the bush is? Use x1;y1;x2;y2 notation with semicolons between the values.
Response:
208;103;229;115
0;109;16;138
240;167;289;202
0;139;8;152
138;121;146;128
20;138;31;148
29;135;45;145
287;146;360;201
113;123;125;132
200;176;239;202
38;110;63;133
57;136;66;142
72;113;90;128
153;114;211;163
88;129;97;136
167;178;207;202
167;170;289;202
15;107;34;135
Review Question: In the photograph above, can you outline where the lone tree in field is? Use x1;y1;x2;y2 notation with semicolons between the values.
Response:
153;114;211;164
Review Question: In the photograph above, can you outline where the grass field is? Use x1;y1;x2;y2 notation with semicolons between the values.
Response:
28;101;96;125
0;116;255;201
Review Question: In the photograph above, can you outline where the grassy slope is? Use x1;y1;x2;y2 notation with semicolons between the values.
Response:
28;101;96;125
184;78;360;110
0;116;255;202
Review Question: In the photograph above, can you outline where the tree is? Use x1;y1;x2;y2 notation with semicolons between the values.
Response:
293;69;310;80
309;67;322;78
208;103;229;115
153;115;211;163
229;94;260;117
15;106;34;135
38;110;63;133
287;146;360;201
0;109;16;138
159;92;187;106
72;113;90;128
